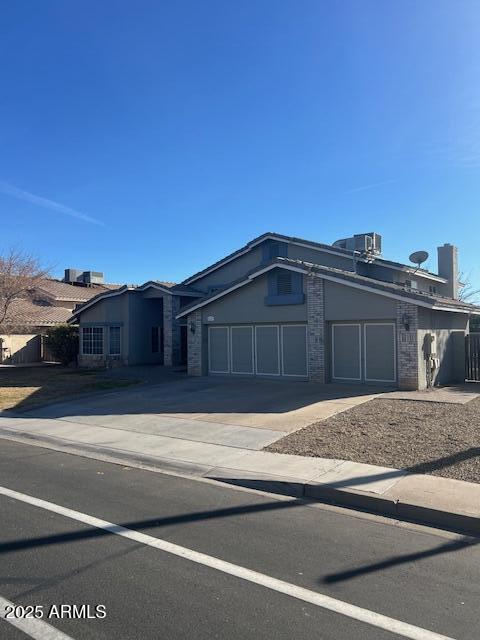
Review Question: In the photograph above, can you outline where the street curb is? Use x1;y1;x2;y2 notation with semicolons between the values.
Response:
304;483;480;537
0;428;479;538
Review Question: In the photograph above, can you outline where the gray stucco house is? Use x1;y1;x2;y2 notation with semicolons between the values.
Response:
69;232;480;390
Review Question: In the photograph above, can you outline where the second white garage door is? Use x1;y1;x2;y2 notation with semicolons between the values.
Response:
208;324;307;377
331;322;396;384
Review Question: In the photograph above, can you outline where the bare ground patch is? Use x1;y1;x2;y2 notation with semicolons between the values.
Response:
265;398;480;484
0;366;140;411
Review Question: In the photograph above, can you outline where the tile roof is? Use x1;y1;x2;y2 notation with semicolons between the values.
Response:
2;296;73;329
35;279;120;302
0;279;122;330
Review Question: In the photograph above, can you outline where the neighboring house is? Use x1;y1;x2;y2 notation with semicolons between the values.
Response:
0;270;119;364
69;232;480;389
69;280;200;368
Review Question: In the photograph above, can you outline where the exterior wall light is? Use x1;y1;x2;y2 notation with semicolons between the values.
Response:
190;321;196;334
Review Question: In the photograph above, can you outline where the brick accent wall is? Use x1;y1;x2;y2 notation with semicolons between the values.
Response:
79;356;127;368
187;311;203;376
163;296;181;366
306;275;326;383
396;301;422;390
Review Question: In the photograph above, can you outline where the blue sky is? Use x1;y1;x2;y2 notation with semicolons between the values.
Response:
1;1;479;288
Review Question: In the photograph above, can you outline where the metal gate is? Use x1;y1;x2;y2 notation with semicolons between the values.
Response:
466;334;480;381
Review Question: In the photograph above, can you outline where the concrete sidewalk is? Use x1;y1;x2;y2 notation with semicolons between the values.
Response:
0;411;479;536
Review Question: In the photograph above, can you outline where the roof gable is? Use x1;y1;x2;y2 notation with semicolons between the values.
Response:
181;232;446;287
177;257;480;318
180;232;357;286
68;280;182;321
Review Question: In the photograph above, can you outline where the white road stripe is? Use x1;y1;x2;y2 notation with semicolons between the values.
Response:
0;485;456;640
0;595;74;640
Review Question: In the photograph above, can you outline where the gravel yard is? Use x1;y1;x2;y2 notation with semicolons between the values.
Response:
265;397;480;484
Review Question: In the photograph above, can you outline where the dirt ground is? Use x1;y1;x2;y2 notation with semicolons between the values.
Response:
0;365;139;411
266;397;480;484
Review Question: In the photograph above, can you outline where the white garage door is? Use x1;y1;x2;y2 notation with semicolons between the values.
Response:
331;322;396;383
281;325;308;376
230;326;254;374
208;325;307;378
255;326;280;375
208;327;229;373
364;323;396;382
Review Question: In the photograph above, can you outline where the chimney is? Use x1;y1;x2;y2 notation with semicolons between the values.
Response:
437;243;458;299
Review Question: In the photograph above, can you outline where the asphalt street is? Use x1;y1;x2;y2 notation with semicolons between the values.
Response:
0;438;479;640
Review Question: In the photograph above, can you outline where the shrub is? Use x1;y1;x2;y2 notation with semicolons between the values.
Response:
45;324;79;365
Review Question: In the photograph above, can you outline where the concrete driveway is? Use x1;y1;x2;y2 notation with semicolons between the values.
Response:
5;375;384;452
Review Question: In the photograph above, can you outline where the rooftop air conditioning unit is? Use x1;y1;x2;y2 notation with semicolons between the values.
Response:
82;271;105;285
333;232;382;256
64;268;84;283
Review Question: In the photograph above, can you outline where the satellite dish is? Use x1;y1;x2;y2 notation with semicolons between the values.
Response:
409;250;429;267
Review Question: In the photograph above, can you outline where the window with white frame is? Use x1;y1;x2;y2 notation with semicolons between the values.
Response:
109;326;121;355
82;327;103;355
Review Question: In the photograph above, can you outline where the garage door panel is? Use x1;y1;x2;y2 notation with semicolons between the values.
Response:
231;326;254;374
281;325;307;376
332;324;361;381
208;327;229;373
255;326;280;375
364;323;396;382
